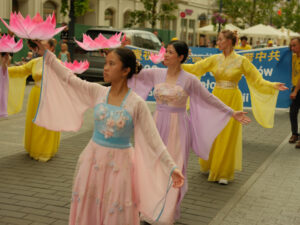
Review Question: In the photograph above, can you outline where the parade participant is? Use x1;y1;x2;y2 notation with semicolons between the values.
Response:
267;40;274;47
58;43;71;62
288;37;300;147
128;40;251;222
7;39;60;161
0;52;9;117
235;36;252;50
182;30;288;185
32;41;184;225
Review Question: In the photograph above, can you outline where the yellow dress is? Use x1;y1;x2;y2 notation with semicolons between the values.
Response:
182;51;279;181
8;57;60;162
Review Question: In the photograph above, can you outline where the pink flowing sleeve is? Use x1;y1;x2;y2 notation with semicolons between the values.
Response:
127;69;155;100
133;97;177;224
187;74;233;160
0;67;8;117
33;50;106;132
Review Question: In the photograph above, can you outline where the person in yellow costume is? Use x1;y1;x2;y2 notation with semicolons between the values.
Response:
182;30;288;185
235;36;252;50
288;37;300;147
8;39;60;162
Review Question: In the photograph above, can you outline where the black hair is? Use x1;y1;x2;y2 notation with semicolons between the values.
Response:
167;40;189;63
0;52;13;57
27;39;38;49
240;36;248;41
48;39;56;49
112;48;143;79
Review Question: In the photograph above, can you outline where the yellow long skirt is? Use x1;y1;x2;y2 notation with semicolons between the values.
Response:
24;86;60;162
199;87;243;181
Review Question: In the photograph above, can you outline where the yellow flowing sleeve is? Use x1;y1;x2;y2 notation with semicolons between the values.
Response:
7;59;37;115
182;55;217;78
242;56;279;128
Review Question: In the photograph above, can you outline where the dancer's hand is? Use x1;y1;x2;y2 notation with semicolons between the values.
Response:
290;90;297;99
232;111;251;125
274;82;288;91
33;40;46;56
171;168;184;188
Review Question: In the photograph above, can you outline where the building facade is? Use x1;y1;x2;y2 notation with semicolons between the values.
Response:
1;0;217;46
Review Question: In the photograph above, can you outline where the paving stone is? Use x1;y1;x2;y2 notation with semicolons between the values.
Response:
0;85;293;225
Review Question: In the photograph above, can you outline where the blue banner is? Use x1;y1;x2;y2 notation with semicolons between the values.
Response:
129;46;292;108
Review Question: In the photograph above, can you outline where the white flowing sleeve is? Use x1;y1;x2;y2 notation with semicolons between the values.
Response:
33;50;107;132
133;97;177;224
128;68;156;100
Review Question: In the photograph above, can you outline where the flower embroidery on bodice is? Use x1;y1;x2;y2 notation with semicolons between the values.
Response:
154;83;188;107
92;89;133;149
94;103;133;139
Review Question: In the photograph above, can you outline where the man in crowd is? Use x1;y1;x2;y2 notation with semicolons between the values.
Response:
235;36;252;50
288;37;300;147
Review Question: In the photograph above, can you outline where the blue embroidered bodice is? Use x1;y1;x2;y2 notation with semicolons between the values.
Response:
92;89;134;149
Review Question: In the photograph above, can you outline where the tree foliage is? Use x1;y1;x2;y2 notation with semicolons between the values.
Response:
126;0;178;29
218;0;283;28
272;0;300;32
60;0;92;18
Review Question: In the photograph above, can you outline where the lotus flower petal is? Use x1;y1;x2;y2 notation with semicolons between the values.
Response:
62;60;90;74
0;12;65;40
121;34;126;43
94;33;108;43
150;46;166;64
75;32;123;51
0;34;23;53
108;32;122;48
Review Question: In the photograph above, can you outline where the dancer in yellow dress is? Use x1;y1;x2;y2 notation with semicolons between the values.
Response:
8;39;60;162
182;30;288;184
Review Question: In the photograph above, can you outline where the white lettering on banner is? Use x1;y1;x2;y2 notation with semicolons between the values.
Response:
201;80;215;90
257;66;274;77
242;93;250;103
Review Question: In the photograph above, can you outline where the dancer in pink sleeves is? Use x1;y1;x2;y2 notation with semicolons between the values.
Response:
0;34;23;118
33;41;184;225
0;53;9;117
128;40;251;223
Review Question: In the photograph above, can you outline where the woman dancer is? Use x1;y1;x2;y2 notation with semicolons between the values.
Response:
32;41;184;225
182;30;288;184
7;39;60;161
128;40;250;223
0;52;9;117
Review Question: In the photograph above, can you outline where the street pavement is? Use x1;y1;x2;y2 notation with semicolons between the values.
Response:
0;84;297;225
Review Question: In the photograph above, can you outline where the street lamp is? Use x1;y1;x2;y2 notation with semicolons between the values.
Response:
218;0;223;33
68;0;75;60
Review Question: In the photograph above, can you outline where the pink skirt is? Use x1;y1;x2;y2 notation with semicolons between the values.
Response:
69;140;139;225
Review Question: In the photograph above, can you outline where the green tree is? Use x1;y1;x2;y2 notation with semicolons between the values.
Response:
218;0;281;28
272;0;300;32
60;0;92;18
126;0;178;29
216;0;250;28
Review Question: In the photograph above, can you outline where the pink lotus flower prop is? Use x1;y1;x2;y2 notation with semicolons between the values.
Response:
75;32;123;51
62;60;90;74
0;12;65;40
0;34;23;53
150;46;166;64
